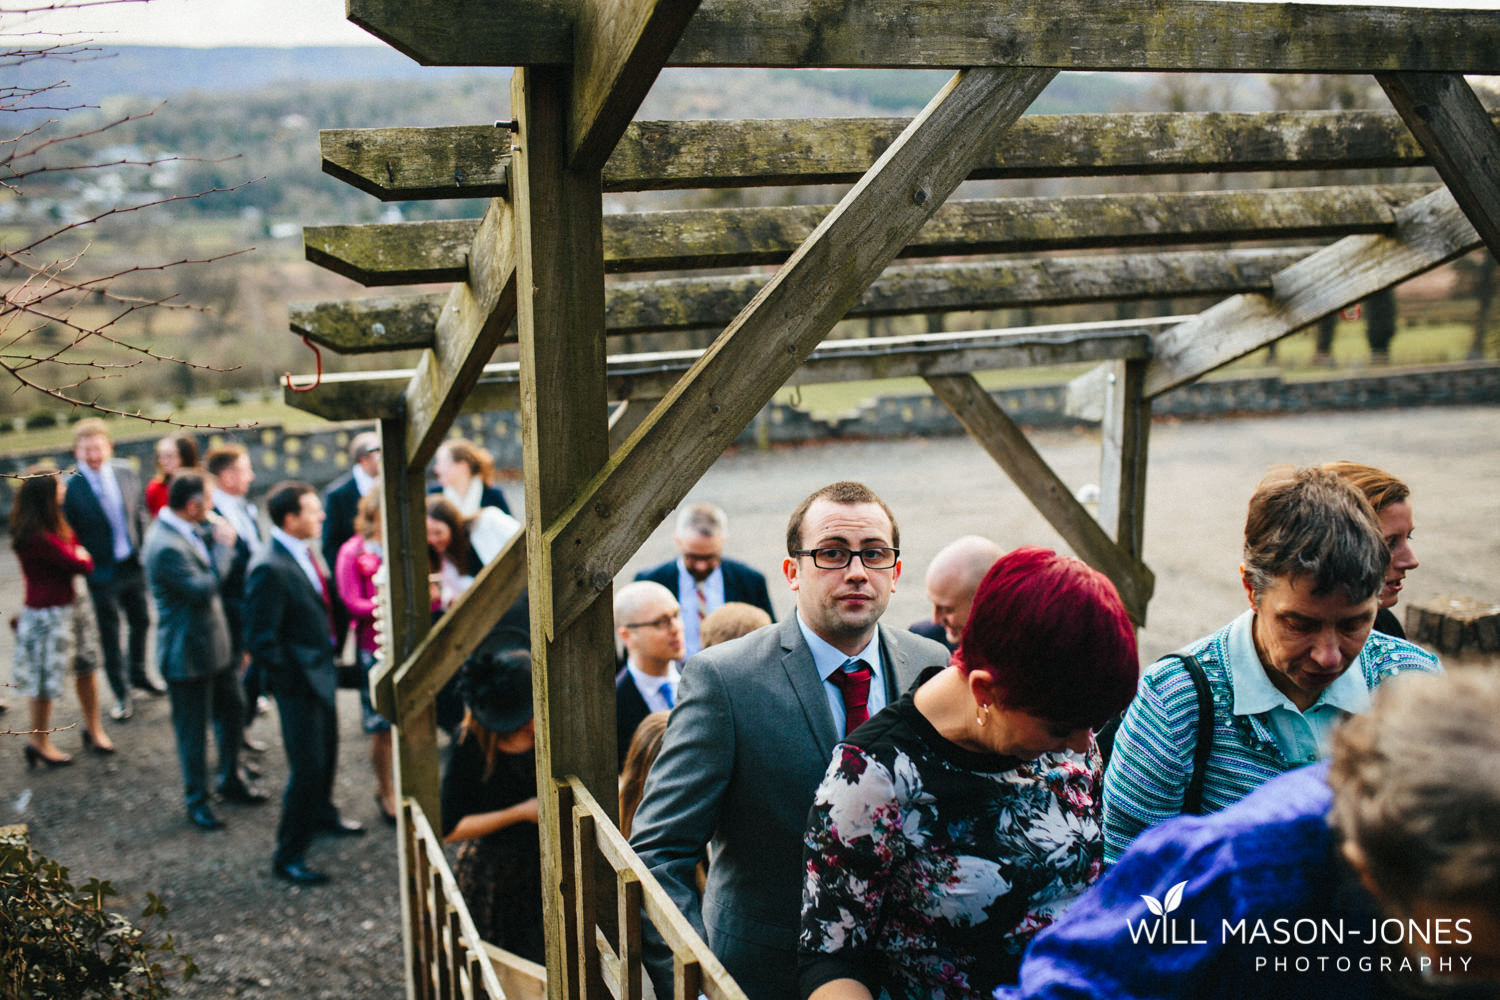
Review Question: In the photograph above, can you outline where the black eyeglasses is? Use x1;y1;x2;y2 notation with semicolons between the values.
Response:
791;546;899;570
623;612;683;630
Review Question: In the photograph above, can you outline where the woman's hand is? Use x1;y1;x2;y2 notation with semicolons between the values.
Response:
443;797;540;843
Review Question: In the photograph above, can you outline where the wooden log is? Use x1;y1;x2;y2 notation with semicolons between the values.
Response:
348;0;1500;73
1377;73;1500;261
286;321;1154;421
1067;186;1482;417
402;197;518;470
925;373;1154;625
540;67;1060;634
1407;596;1500;656
291;248;1309;354
569;0;703;171
304;184;1428;286
321;111;1474;201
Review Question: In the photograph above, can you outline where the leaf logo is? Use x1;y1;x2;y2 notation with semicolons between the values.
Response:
1140;880;1188;917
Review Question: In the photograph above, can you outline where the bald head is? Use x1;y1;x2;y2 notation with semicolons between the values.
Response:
925;535;1005;645
614;580;685;676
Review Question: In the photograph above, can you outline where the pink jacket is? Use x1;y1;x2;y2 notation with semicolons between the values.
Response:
335;534;383;653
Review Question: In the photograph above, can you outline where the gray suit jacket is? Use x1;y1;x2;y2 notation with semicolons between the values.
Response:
141;518;234;682
628;614;949;1000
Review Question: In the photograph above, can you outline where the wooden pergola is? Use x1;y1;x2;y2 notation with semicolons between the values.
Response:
284;2;1500;997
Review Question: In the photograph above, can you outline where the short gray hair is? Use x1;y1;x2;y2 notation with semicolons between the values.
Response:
675;502;727;541
1242;465;1386;604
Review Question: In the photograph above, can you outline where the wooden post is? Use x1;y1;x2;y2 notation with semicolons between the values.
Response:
1098;359;1151;561
511;65;618;1000
377;414;440;1000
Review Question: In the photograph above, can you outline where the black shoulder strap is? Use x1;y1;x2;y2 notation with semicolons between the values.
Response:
1179;652;1214;816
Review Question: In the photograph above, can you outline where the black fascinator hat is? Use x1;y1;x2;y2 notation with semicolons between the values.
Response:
458;640;534;734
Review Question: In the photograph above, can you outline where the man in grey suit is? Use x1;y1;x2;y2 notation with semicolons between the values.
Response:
142;472;265;832
629;481;950;1000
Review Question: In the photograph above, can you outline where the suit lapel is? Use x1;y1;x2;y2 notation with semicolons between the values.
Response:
778;618;840;759
273;537;324;608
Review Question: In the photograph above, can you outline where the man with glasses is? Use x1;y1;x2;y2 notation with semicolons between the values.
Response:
629;481;949;1000
635;502;776;660
613;580;687;766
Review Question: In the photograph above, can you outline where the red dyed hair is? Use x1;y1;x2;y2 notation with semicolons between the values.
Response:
956;546;1138;730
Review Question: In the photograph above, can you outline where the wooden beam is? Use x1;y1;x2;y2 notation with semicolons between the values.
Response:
347;0;1500;73
304;184;1427;285
391;533;528;717
291;248;1310;354
569;0;703;172
321;111;1478;201
508;65;618;1000
925;373;1154;625
402;197;519;472
539;67;1059;634
1377;73;1500;261
1066;186;1482;416
285;319;1157;421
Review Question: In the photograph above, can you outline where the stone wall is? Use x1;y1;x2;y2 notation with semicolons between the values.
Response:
3;362;1497;513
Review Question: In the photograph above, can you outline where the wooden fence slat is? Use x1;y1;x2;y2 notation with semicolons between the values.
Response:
617;874;643;1000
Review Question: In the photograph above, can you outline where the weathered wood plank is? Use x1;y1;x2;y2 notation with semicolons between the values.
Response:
569;0;703;171
348;0;1500;73
291;248;1309;353
305;185;1428;285
1377;73;1500;260
285;320;1156;421
1066;187;1482;417
509;65;619;1000
290;293;444;353
402;197;519;471
391;533;528;719
540;67;1058;634
925;372;1154;625
322;111;1478;200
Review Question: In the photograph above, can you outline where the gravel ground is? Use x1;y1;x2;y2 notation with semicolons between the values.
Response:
3;405;1497;997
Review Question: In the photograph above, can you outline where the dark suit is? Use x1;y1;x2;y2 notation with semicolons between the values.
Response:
321;473;362;637
635;557;775;658
246;536;342;868
214;495;263;718
142;517;244;807
615;666;656;767
629;616;948;1000
64;460;151;702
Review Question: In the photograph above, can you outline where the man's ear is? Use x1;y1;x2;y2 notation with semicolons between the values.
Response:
1340;837;1386;904
1240;564;1257;612
783;556;800;593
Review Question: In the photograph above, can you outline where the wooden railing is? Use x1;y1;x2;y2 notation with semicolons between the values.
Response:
402;799;542;1000
558;777;749;1000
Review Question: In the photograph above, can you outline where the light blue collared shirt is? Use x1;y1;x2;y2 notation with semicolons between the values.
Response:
795;611;887;738
676;560;725;660
157;507;212;567
270;525;326;600
1227;609;1372;764
625;659;681;713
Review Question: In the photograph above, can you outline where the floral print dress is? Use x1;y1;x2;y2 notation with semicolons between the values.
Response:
799;680;1105;1000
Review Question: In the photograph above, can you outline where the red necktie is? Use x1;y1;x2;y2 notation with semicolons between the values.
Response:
830;659;873;736
312;553;339;646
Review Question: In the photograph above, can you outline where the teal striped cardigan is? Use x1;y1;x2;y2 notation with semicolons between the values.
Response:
1101;612;1440;863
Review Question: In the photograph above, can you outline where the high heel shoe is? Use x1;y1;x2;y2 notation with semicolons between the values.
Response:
24;744;74;769
82;730;116;755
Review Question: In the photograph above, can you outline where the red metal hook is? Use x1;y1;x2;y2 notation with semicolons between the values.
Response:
284;334;324;393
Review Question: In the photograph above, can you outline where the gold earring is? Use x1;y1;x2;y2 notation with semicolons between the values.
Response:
975;703;989;727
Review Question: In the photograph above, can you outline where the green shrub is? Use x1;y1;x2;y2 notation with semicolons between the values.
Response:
0;828;197;999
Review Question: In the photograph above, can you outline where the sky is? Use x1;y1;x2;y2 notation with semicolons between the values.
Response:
17;0;1500;49
19;0;382;47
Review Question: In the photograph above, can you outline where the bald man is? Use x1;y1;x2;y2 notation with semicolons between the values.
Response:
614;580;687;766
924;535;1005;647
